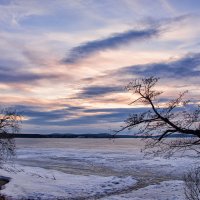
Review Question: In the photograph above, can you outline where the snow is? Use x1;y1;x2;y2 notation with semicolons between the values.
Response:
16;147;200;178
0;164;136;199
100;181;184;200
0;138;199;199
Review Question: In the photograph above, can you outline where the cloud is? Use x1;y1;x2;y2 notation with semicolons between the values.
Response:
16;104;123;128
78;85;123;98
0;0;12;5
63;27;159;63
0;0;47;27
159;0;176;15
117;53;200;79
63;14;194;64
15;104;84;124
22;106;146;127
0;65;59;84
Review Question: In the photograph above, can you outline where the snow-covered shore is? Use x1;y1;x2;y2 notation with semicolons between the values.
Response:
0;164;136;199
100;180;184;200
0;138;199;199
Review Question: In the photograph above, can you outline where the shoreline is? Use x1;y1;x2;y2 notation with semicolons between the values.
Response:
0;177;9;189
0;177;9;200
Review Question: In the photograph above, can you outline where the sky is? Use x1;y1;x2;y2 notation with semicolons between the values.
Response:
1;0;200;134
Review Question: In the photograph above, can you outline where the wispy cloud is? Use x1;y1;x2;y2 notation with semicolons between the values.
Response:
0;0;199;134
116;53;200;79
0;0;47;27
21;106;145;128
159;0;176;15
78;86;123;98
63;28;160;63
0;65;58;84
63;14;193;64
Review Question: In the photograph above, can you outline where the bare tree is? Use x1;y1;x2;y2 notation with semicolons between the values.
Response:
0;108;21;163
184;166;200;200
117;77;200;156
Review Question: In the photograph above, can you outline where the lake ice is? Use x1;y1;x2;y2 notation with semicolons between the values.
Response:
0;138;199;199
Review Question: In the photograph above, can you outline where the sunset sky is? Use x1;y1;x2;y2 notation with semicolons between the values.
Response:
1;0;200;134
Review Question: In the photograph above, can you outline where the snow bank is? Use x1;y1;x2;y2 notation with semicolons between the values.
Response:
0;164;137;200
100;180;185;200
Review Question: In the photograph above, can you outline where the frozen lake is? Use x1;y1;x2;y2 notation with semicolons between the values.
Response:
15;138;146;177
15;138;199;179
0;138;199;199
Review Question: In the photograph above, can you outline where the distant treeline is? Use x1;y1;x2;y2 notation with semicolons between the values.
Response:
14;133;131;138
13;133;194;139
